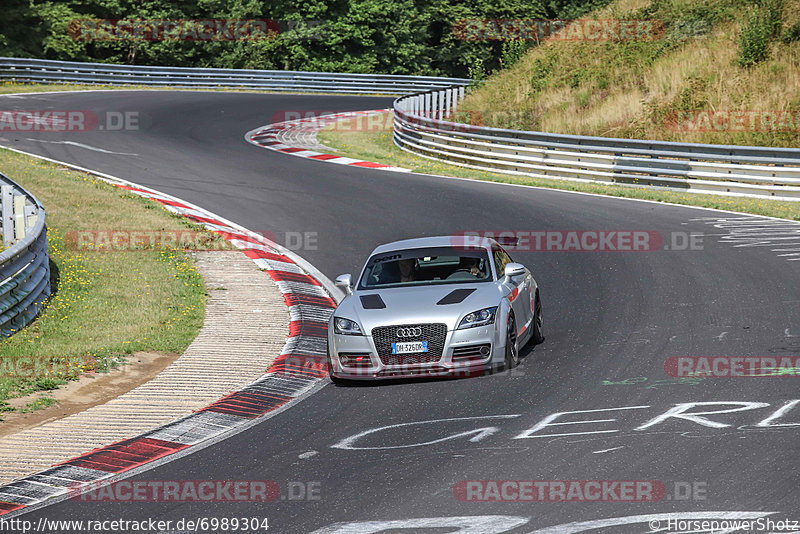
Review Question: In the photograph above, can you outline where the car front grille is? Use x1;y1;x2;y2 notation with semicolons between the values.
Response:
372;323;447;366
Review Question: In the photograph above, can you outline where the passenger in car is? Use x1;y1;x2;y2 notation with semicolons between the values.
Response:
399;258;417;282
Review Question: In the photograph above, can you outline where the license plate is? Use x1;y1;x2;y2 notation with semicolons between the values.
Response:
392;341;428;354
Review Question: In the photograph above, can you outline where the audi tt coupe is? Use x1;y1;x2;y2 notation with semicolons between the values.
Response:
326;236;543;381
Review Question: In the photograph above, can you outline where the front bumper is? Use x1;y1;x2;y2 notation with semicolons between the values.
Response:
328;325;503;380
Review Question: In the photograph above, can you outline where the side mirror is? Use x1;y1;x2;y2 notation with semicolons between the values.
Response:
503;263;526;281
335;274;353;294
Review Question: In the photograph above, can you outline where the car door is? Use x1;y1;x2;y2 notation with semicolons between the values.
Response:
492;244;532;333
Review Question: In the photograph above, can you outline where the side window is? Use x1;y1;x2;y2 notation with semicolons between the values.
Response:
501;249;514;267
492;245;514;278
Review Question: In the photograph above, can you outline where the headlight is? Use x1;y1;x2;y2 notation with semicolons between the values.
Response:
457;307;497;329
333;317;363;335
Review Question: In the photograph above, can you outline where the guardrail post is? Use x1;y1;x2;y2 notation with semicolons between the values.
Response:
1;185;12;248
448;88;456;115
424;93;431;118
14;195;25;241
458;86;465;102
432;92;438;120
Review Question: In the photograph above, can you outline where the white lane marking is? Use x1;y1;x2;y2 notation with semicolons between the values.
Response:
756;400;800;428
635;402;771;431
688;216;800;263
298;451;318;459
514;406;651;439
527;511;774;534
23;138;137;155
715;331;728;341
331;415;521;450
592;446;624;454
310;513;779;534
309;516;530;534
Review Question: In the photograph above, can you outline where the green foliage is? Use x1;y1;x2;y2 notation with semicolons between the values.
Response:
500;39;528;69
0;0;619;77
20;396;58;413
738;0;785;67
34;377;62;391
781;21;800;44
528;56;555;96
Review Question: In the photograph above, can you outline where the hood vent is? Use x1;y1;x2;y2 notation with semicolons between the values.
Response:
437;288;476;305
360;294;386;309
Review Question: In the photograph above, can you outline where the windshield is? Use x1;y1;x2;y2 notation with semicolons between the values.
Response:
358;246;492;289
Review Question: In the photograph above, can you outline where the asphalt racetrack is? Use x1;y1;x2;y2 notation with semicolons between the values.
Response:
1;90;798;533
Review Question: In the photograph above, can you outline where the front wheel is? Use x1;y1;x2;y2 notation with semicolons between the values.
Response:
504;313;519;370
531;291;544;345
330;374;348;386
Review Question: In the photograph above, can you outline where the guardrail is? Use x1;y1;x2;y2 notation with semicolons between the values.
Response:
0;173;50;337
0;57;471;95
393;87;800;201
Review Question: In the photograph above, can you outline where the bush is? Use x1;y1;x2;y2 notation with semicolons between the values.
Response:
782;21;800;44
738;0;785;67
500;40;528;70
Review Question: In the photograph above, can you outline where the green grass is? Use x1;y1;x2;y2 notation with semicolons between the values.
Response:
19;396;57;414
317;112;800;221
0;81;147;95
0;149;207;415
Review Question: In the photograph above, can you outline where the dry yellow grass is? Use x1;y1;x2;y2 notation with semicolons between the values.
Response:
460;0;800;147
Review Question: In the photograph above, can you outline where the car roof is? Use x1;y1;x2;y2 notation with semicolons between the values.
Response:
370;235;497;255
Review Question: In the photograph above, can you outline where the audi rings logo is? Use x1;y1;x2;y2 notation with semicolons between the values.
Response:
396;327;422;338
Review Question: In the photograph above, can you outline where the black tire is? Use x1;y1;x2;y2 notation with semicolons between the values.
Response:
531;290;544;345
504;312;519;370
330;374;348;386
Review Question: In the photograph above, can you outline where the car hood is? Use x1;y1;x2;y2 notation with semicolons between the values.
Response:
335;283;504;333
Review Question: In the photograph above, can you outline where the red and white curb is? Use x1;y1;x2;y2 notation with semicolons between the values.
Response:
245;109;410;173
0;147;339;518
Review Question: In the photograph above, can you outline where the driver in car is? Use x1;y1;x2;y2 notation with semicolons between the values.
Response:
460;257;483;277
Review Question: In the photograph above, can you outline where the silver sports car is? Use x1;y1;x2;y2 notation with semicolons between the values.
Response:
327;236;543;381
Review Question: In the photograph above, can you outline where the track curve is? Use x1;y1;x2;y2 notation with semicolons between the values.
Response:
1;90;798;533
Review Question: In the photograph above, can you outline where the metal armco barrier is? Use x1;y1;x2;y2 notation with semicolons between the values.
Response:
0;57;470;95
0;172;50;337
393;87;800;201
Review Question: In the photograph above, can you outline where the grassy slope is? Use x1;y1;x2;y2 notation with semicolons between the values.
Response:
459;0;800;147
0;149;207;415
